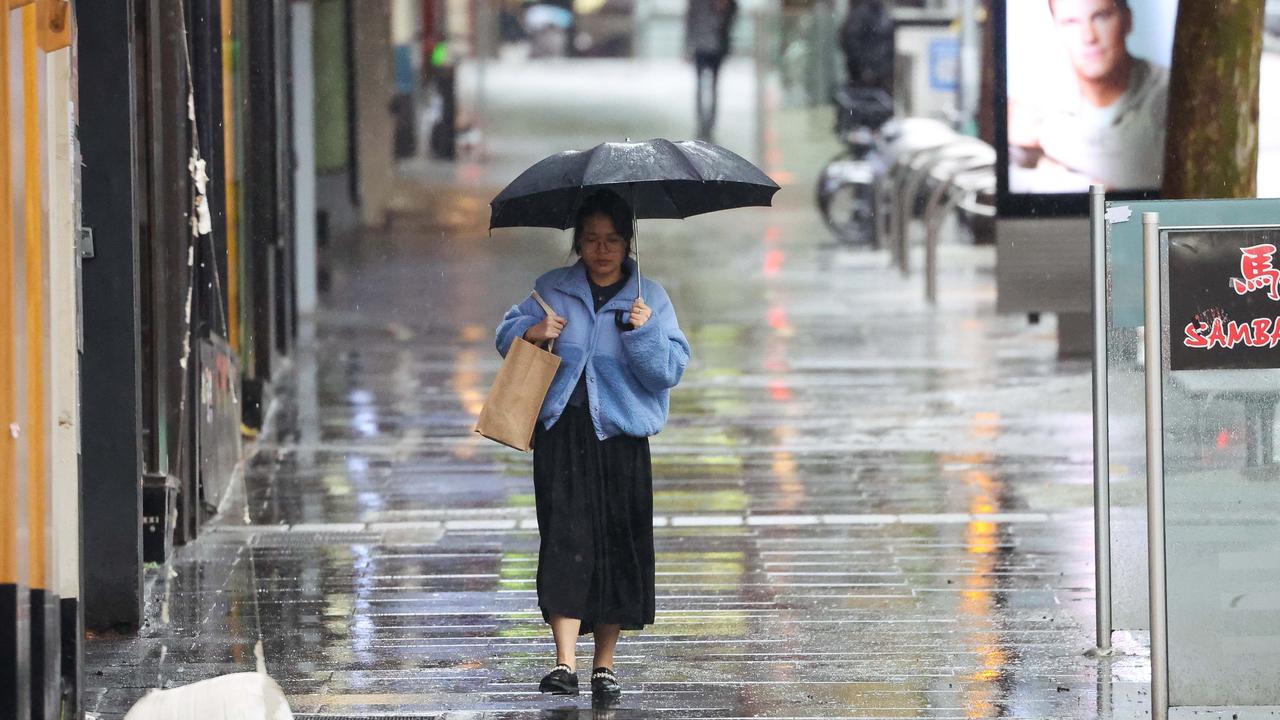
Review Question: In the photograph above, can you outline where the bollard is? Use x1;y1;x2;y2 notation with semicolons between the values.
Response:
1142;211;1168;720
1090;184;1113;654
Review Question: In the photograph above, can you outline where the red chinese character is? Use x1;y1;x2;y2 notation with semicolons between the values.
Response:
1231;244;1280;301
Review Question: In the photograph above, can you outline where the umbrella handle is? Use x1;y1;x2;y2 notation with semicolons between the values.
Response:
635;227;642;303
630;187;643;303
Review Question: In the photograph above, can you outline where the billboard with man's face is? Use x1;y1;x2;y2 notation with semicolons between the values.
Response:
996;0;1179;215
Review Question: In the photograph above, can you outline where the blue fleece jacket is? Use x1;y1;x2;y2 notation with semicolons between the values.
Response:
495;258;691;440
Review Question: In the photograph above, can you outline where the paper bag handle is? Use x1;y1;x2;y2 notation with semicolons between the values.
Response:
530;290;557;353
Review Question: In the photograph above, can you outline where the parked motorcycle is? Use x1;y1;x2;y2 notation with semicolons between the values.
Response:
816;86;894;247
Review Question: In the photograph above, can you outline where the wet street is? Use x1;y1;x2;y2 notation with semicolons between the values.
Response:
84;61;1150;718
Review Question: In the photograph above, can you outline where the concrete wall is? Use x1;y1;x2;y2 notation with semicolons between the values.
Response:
45;45;79;604
354;0;395;228
312;0;360;236
293;2;319;317
392;0;420;45
313;0;351;175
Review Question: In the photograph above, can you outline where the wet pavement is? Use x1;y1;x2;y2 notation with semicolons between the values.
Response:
84;60;1151;718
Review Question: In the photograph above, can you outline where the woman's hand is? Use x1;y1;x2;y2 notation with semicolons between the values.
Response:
525;314;566;343
629;298;652;328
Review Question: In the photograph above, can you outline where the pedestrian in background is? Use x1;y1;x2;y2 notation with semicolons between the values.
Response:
686;0;738;141
494;190;691;703
839;0;895;97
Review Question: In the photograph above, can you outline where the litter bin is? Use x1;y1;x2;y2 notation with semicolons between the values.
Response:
142;474;178;564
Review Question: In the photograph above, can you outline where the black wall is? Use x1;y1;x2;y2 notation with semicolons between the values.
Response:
78;0;146;631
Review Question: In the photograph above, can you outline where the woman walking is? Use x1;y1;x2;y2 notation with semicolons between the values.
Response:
494;190;691;702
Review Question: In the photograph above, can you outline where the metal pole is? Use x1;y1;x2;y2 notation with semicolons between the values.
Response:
924;168;959;304
889;160;905;269
805;6;818;108
816;0;835;111
895;155;915;274
474;0;490;157
900;165;913;276
754;10;768;167
1090;184;1112;653
900;149;945;276
925;197;939;305
629;183;642;302
958;0;978;132
1142;211;1169;720
292;1;318;317
924;161;991;304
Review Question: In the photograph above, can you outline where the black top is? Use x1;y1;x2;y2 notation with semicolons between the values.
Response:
567;273;629;408
590;275;628;311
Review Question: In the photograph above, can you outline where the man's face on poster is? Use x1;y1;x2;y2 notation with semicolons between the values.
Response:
1050;0;1133;81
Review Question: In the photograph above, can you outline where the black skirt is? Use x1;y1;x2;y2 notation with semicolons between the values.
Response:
532;404;655;636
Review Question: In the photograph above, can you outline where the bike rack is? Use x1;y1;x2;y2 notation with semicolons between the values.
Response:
923;159;996;304
894;145;953;274
866;120;995;296
873;119;956;260
895;140;993;276
883;143;954;270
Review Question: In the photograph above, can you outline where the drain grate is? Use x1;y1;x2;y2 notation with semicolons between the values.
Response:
293;715;443;719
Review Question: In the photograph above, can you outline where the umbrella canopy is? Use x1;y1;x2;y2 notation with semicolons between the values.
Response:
489;138;780;230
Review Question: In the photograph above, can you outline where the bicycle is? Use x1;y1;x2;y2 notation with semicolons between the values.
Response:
815;86;894;247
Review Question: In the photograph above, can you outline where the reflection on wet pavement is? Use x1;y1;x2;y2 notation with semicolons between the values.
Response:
83;60;1147;719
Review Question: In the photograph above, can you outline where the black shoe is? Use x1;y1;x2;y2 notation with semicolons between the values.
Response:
590;666;621;702
539;664;579;695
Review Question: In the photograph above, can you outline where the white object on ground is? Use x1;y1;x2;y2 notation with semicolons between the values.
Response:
123;672;292;720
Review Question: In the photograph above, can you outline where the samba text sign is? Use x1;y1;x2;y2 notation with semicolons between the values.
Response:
1170;228;1280;371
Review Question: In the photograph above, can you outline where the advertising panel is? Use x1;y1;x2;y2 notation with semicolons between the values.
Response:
996;0;1179;215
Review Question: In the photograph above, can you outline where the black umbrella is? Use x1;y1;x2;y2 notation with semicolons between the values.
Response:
490;138;779;228
489;138;780;298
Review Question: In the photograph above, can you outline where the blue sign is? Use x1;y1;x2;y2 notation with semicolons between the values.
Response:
928;38;959;92
394;45;415;94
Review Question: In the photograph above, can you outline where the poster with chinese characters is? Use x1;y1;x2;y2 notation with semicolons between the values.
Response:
1169;228;1280;371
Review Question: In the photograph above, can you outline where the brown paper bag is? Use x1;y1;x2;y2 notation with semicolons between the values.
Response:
475;292;562;451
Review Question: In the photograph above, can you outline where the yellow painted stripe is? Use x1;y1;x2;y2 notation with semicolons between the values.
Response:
22;4;47;591
1;5;19;586
223;0;240;352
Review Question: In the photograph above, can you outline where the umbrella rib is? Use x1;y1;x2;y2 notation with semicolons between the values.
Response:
662;179;696;219
565;185;588;230
580;142;608;187
661;139;706;183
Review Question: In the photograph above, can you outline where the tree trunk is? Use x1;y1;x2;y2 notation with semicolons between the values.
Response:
1162;0;1266;199
978;0;996;147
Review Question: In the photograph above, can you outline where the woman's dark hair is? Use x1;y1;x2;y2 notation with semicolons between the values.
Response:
571;190;635;256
